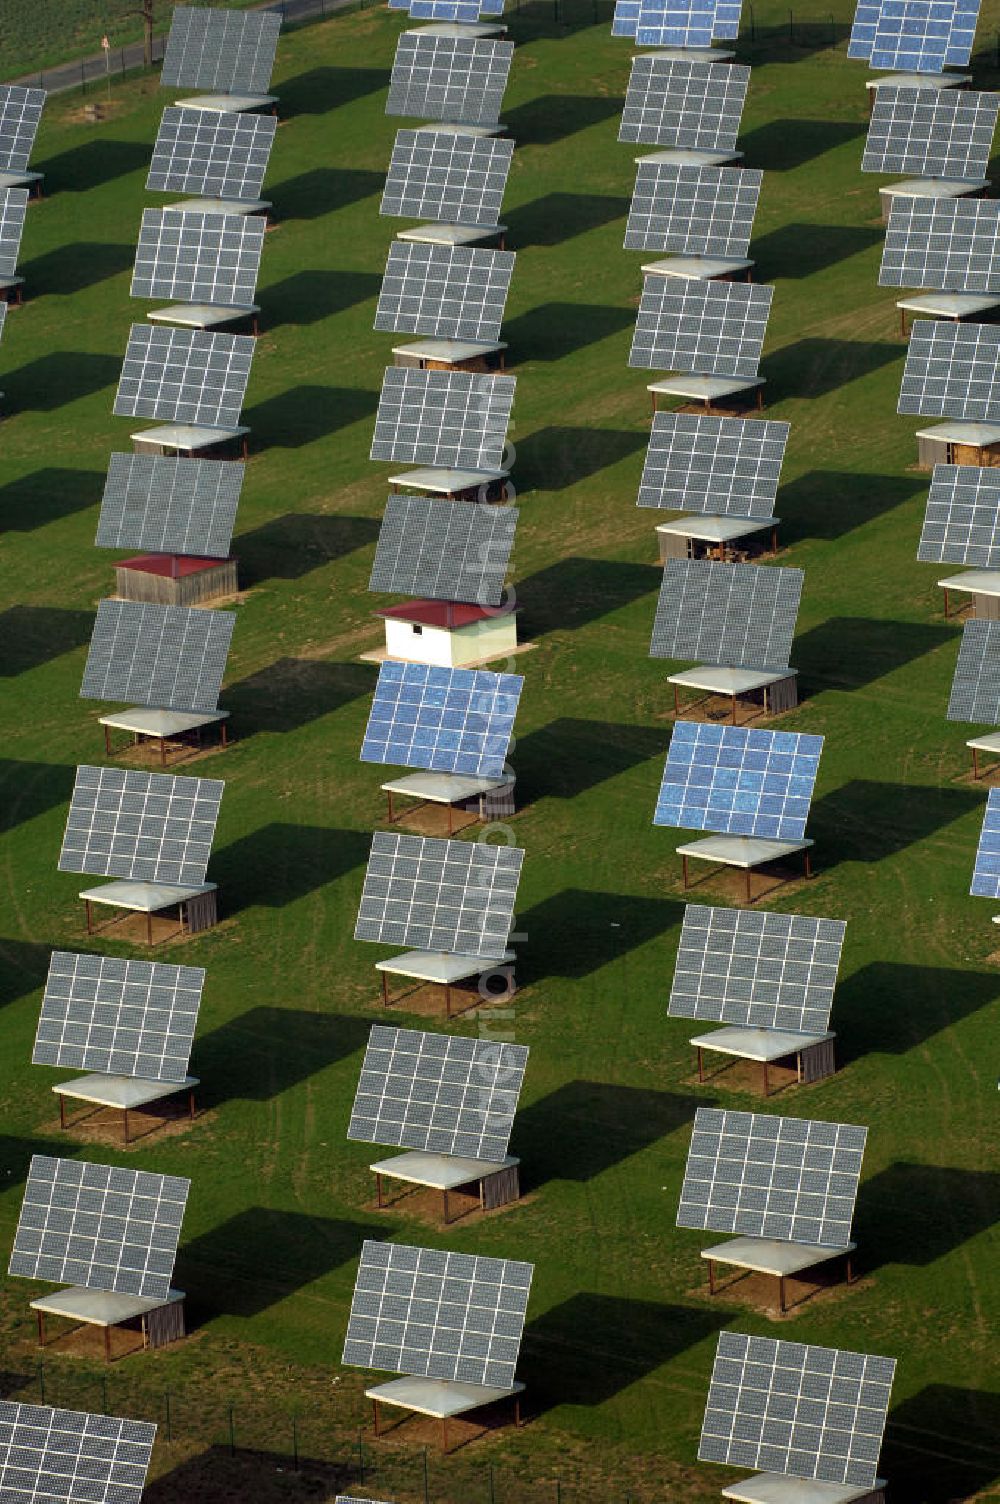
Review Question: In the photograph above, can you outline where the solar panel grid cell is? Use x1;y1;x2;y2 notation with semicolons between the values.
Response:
917;463;1000;564
862;87;999;179
387;35;514;125
147;106;276;200
369;494;517;605
81;598;234;713
637;412;788;515
371;367;515;470
619;57;750;150
57;765;224;887
132;208;265;305
114;324;256;429
96;452;244;557
0;85;45;173
375;242;514;342
624;163;761;256
381;130;513;227
651;558;802;668
629;277;773;377
361;661;522;777
161;6;281;95
654;721;823;840
0;1402;157;1504
898;319;1000;420
881;197;1000;293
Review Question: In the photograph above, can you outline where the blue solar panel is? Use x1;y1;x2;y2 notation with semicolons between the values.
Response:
409;0;483;17
870;0;980;71
361;662;523;779
970;785;1000;896
636;0;716;48
945;0;981;63
712;0;743;38
654;721;823;840
848;0;880;55
612;0;639;36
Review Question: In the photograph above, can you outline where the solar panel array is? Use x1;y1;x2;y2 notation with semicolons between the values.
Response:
634;0;717;49
342;1240;532;1387
678;1107;867;1247
0;85;46;173
869;0;981;71
361;661;522;777
58;765;224;887
161;6;281;96
917;463;1000;566
348;1024;529;1160
355;830;523;956
847;0;880;57
34;951;204;1082
132;208;265;305
862;88;999;180
0;188;28;280
114;324;256;429
668;903;846;1034
946;617;1000;723
654;721;823;840
971;785;1000;896
370;494;517;605
0;1403;157;1504
81;598;234;713
637;413;788;517
375;242;515;343
625;164;761;257
386;34;515;126
611;0;641;37
9;1155;190;1301
96;452;244;558
630;278;773;377
898;320;1000;421
148;106;276;201
650;559;802;668
700;1332;896;1486
382;131;513;227
407;0;487;21
881;197;1000;294
619;57;750;151
371;368;515;470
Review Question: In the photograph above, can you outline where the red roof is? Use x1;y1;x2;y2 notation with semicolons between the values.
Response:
117;554;232;579
376;599;520;629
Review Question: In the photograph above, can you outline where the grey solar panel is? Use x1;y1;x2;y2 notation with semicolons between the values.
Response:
370;494;517;605
678;1107;867;1247
96;452;243;558
0;85;46;174
629;277;773;377
147;106;276;200
0;188;28;280
971;784;1000;895
651;558;802;668
114;324;256;429
9;1155;190;1301
132;208;265;305
376;242;514;343
355;830;523;956
917;463;1000;566
619;56;749;151
699;1332;896;1487
348;1024;528;1159
624;164;761;256
862;87;999;180
342;1240;532;1387
946;617;1000;722
381;130;513;226
899;320;1000;421
387;33;514;125
161;6;281;95
58;765;224;887
637;412;788;516
0;1403;157;1504
882;197;1000;293
34;950;204;1082
81;599;235;712
668;903;846;1034
371;367;515;470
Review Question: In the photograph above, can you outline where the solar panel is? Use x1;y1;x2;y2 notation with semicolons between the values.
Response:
58;765;224;887
654;721;823;840
381;130;513;227
114;324;256;429
161;6;281;95
371;368;515;471
637;412;788;517
34;950;205;1082
387;34;514;126
630;278;773;378
625;164;761;257
0;300;7;346
348;1023;528;1160
370;494;517;605
0;188;28;280
651;559;802;668
918;463;1000;565
862;88;999;180
712;0;744;38
132;208;265;305
362;662;522;777
882;196;1000;295
668;903;846;1034
619;57;750;151
634;0;717;48
408;0;486;20
96;452;243;558
847;0;880;58
375;242;514;343
946;617;1000;722
971;784;1000;895
700;1332;896;1486
81;599;235;713
0;85;45;173
355;830;523;956
342;1240;532;1387
898;320;1000;421
9;1155;190;1301
870;0;980;71
148;106;276;201
611;0;640;37
0;1403;156;1504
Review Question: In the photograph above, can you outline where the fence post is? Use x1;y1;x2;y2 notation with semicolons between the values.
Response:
164;1391;172;1445
80;61;86;94
788;8;794;41
829;11;835;45
747;3;755;40
423;1446;430;1504
555;1482;562;1504
488;1464;496;1504
101;1375;109;1414
357;1426;365;1482
228;1406;236;1458
292;1415;299;1471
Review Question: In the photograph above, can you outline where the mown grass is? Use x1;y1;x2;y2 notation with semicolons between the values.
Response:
0;3;999;1502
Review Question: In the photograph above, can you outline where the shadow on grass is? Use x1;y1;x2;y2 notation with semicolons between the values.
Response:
516;889;679;979
506;192;630;246
35;139;150;192
271;166;385;220
4;353;121;410
739;118;865;171
502;94;622;145
514;718;666;798
882;1386;1000;1504
858;1163;1000;1270
765;337;903;400
140;1448;353;1504
835;962;999;1060
224;660;372;732
517;557;660;634
502;301;634;361
516;426;647;491
514;1082;702;1183
0;1369;38;1399
236;513;379;582
281;64;389;114
810;780;979;863
0;467;105;530
752;222;883;279
778;470;927;544
245;386;377;447
0;939;53;1006
264;269;382;326
21;242;134;296
0;760;71;836
0;1135;80;1190
794;617;952;691
0;608;92;675
195;1008;370;1103
213;824;370;910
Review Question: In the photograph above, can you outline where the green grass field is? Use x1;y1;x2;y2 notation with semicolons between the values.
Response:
0;4;999;1501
